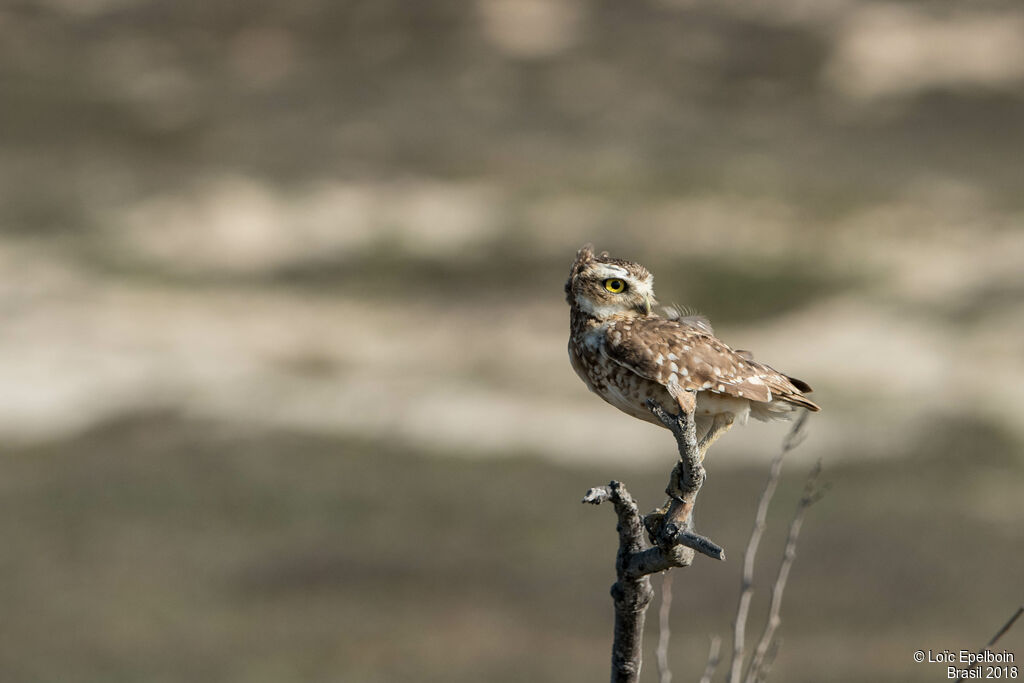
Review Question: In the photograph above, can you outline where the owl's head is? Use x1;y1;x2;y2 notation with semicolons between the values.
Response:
565;244;656;319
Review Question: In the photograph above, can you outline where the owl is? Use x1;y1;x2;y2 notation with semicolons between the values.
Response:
566;244;819;453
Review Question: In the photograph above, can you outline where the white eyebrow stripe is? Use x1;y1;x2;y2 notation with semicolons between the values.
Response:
591;264;630;279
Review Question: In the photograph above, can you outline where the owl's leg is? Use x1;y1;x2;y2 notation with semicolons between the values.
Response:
645;414;730;530
698;413;735;460
694;416;713;447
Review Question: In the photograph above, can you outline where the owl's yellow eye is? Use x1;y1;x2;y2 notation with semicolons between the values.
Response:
604;278;626;293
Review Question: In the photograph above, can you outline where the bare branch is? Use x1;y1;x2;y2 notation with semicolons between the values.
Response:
728;413;807;682
673;529;726;561
656;572;673;683
583;479;694;683
584;393;816;683
583;480;655;683
745;460;827;683
622;546;688;579
645;399;701;491
582;486;613;505
699;635;722;683
644;398;724;561
754;636;782;683
582;392;721;683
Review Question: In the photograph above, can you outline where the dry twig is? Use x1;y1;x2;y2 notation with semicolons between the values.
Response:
986;605;1023;648
744;460;827;683
728;413;808;683
656;572;673;683
955;605;1024;682
699;635;723;683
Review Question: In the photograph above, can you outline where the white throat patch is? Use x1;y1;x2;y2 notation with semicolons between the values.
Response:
575;294;629;318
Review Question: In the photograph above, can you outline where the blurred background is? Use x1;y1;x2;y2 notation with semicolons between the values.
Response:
1;0;1022;681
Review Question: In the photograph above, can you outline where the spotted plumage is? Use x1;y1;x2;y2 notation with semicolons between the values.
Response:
566;244;819;447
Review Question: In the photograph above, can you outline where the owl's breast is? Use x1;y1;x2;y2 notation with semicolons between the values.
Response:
569;335;671;426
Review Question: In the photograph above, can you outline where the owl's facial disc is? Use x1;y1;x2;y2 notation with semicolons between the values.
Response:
571;261;656;319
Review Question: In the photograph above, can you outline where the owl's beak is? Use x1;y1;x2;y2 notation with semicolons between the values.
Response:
631;291;654;316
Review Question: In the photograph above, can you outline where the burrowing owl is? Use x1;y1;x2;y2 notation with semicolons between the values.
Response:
566;245;819;451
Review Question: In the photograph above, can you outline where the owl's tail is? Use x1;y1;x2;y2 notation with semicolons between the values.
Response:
749;370;820;421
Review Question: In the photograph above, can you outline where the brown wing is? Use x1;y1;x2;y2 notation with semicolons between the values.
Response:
601;316;819;411
743;359;820;411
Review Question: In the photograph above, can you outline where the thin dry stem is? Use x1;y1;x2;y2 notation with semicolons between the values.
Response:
956;605;1024;682
754;636;782;683
699;635;722;683
745;460;826;683
729;412;809;683
986;605;1023;648
656;572;673;683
